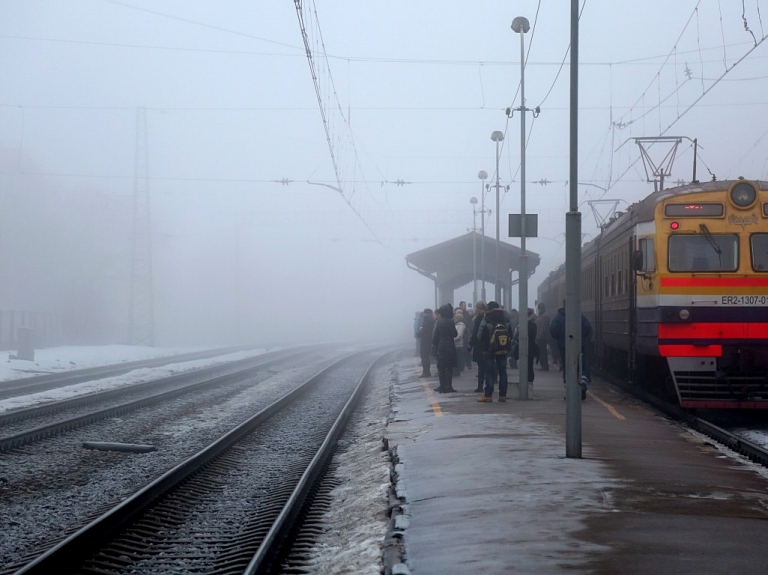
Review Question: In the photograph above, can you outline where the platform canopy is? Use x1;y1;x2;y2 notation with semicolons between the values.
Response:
406;231;540;309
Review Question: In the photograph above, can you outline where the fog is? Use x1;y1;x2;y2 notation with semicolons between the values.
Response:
0;1;766;348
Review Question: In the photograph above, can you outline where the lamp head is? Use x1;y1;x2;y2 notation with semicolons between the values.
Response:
470;197;478;205
511;16;530;33
478;170;488;179
491;131;504;142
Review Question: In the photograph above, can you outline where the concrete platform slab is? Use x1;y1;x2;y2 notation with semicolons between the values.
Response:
386;356;768;575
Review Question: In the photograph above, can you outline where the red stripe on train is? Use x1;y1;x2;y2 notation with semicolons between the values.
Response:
681;400;768;409
659;344;722;357
658;322;768;339
660;277;768;287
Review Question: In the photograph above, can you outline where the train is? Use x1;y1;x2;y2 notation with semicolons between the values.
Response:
537;178;768;409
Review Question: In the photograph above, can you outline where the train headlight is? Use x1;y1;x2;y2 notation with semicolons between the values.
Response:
731;182;757;208
679;309;691;321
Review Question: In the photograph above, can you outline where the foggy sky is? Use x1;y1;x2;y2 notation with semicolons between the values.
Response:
1;1;766;346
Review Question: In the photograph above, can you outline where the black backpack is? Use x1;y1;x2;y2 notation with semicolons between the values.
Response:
489;323;511;356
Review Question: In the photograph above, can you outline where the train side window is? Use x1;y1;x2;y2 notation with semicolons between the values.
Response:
635;238;655;272
751;234;768;272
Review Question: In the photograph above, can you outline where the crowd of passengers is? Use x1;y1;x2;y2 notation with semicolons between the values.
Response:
413;300;591;402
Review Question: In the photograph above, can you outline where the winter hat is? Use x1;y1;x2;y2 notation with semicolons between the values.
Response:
438;303;453;317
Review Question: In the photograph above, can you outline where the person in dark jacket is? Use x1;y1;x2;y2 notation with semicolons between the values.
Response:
512;308;538;383
549;303;593;399
475;301;511;402
468;301;487;393
534;302;553;371
418;308;435;378
432;303;458;393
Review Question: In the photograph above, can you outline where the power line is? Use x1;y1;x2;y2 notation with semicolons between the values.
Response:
615;1;703;128
2;32;764;67
97;0;303;51
3;171;642;188
590;2;768;196
2;101;767;113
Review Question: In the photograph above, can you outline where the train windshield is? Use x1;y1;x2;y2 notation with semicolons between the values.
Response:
668;234;738;272
751;234;768;271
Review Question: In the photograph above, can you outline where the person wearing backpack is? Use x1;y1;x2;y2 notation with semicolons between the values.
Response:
476;301;511;402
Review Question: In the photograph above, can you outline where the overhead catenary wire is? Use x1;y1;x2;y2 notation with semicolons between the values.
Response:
590;1;768;198
5;2;767;222
293;0;381;244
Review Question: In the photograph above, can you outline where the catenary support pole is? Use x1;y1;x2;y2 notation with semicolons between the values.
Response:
566;0;583;458
514;17;530;400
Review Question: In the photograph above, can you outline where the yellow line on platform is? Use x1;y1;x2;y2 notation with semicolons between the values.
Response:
419;376;443;416
587;390;626;420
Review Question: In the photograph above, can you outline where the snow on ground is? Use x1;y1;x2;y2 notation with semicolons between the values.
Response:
0;345;272;414
0;344;215;382
306;358;393;574
685;427;768;482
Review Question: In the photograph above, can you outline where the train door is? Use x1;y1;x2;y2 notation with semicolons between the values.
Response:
628;235;638;383
594;236;603;365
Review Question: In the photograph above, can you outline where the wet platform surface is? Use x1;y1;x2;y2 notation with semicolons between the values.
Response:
386;357;768;574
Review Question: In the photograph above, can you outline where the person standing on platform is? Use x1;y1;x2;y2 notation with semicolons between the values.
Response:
549;302;592;400
453;309;466;377
468;301;487;393
535;302;553;371
432;304;458;393
476;301;511;402
417;308;435;378
512;307;538;384
458;302;473;369
413;311;422;356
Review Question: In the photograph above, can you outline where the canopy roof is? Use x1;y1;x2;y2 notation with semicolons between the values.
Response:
406;231;540;292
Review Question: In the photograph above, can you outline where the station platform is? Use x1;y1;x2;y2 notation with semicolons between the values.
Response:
385;355;768;575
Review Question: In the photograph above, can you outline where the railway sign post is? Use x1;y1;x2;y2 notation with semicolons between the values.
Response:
509;213;537;400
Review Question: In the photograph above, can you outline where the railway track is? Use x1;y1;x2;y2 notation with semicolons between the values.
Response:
2;349;392;574
0;347;319;451
0;345;265;400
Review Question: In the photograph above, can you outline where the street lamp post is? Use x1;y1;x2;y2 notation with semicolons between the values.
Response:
511;16;531;399
470;197;478;305
490;131;504;303
478;170;488;301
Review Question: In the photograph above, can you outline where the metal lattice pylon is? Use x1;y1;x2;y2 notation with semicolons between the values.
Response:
129;107;155;346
